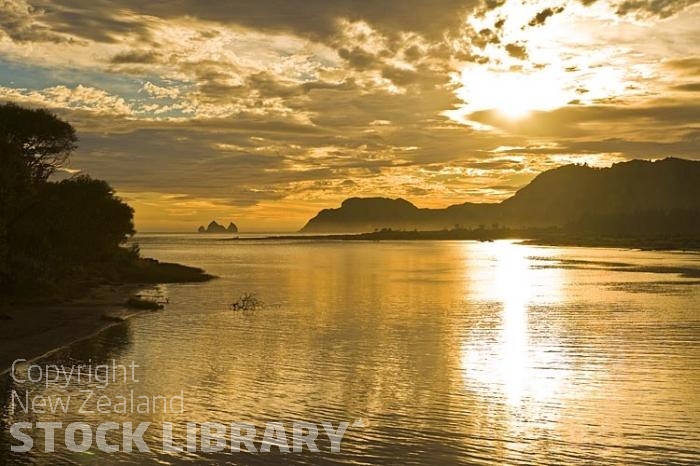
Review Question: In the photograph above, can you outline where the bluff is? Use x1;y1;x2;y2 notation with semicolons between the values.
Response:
300;158;700;233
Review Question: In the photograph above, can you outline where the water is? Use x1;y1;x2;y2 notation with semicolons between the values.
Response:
2;236;699;464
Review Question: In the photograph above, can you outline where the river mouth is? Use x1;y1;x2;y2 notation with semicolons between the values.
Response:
2;236;699;465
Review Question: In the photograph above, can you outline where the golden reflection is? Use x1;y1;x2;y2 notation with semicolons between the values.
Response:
461;241;568;409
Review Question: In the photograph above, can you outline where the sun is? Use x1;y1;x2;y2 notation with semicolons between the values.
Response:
495;93;535;119
453;67;571;120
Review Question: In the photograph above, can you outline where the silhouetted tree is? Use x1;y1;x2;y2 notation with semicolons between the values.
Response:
0;103;77;181
20;176;134;260
0;103;136;296
4;176;135;293
0;139;34;285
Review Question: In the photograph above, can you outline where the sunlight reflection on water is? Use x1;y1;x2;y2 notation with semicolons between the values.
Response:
1;237;699;465
460;242;573;463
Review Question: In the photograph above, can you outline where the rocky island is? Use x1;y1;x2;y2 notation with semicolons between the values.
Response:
198;220;238;233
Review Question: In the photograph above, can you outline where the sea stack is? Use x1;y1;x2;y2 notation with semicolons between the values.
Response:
198;220;238;233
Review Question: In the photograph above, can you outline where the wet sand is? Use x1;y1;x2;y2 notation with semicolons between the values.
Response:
0;284;148;374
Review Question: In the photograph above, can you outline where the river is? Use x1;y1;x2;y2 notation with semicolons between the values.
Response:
2;236;699;464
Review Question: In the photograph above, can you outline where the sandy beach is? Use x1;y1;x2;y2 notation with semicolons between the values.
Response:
0;284;150;375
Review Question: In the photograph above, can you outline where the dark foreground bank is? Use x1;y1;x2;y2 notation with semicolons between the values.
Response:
0;258;214;374
1;104;216;373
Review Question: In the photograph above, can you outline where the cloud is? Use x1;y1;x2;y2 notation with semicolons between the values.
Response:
665;57;700;76
381;66;420;86
505;43;528;60
0;84;132;114
673;83;700;92
0;0;69;42
338;47;378;70
465;103;700;138
24;0;481;44
111;49;162;64
565;135;700;158
472;28;502;48
140;81;179;99
528;6;566;27
30;1;153;43
1;0;699;230
613;0;700;19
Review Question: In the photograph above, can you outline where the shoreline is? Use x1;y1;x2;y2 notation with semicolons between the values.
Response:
0;258;215;375
231;230;700;252
0;284;151;375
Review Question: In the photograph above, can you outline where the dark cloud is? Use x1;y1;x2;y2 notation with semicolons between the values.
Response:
467;103;700;138
110;50;162;64
613;0;700;19
505;43;528;60
32;3;153;43
483;0;507;11
472;28;501;48
666;57;700;76
465;158;526;170
381;66;420;86
29;0;480;44
170;60;245;100
403;45;423;62
0;0;69;42
338;47;378;70
574;0;700;18
482;133;700;160
528;6;565;27
301;79;359;94
673;83;700;92
71;127;329;202
565;136;700;158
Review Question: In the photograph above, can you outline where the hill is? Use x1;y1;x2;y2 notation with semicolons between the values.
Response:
300;158;700;234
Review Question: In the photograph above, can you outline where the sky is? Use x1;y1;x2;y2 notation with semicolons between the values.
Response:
1;0;699;232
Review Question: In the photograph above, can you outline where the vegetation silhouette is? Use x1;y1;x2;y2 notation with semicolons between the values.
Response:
0;103;77;182
0;103;212;301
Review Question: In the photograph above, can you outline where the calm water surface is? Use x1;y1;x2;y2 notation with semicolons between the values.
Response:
2;236;699;464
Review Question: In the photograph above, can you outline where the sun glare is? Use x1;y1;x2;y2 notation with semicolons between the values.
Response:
455;67;571;120
446;0;644;125
461;241;568;406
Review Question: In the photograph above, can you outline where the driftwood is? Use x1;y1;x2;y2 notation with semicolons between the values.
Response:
231;293;263;311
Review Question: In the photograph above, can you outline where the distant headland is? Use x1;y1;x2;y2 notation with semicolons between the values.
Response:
225;157;700;251
198;221;238;234
300;158;700;236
